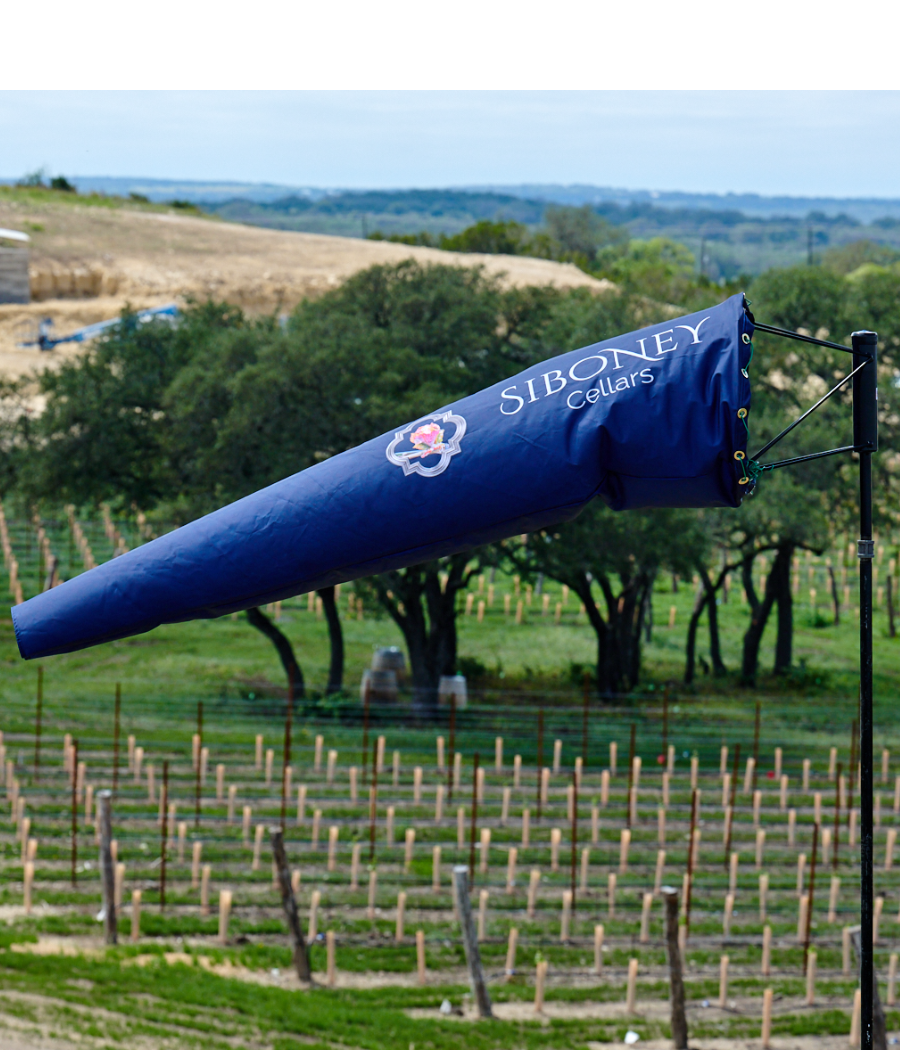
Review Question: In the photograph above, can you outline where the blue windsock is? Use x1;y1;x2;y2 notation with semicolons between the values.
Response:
12;293;753;660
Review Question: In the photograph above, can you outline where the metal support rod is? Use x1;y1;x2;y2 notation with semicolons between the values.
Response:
759;444;859;471
751;360;867;462
751;320;856;355
853;329;878;1050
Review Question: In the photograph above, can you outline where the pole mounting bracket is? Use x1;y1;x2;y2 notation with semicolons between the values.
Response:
858;539;875;560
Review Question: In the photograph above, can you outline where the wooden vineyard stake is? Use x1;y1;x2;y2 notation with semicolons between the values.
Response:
218;890;232;944
570;770;578;910
848;718;858;831
685;788;698;938
447;693;456;802
131;889;141;941
113;683;121;799
662;688;669;764
368;743;378;861
361;679;370;785
270;826;311;981
833;762;842;870
752;699;761;790
453;865;493;1018
535;708;544;821
160;760;168;910
70;738;78;887
34;666;43;782
724;742;740;864
803;822;819;973
416;928;426;985
98;790;117;945
194;700;203;828
468;753;479;885
761;987;773;1049
280;680;292;831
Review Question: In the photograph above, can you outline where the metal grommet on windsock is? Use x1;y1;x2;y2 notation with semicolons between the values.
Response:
737;409;748;419
734;450;746;461
742;333;751;344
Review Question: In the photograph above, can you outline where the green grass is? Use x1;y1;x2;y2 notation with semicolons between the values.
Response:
0;509;896;1048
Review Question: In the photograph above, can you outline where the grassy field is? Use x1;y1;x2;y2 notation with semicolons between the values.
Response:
0;506;896;1049
0;712;894;1050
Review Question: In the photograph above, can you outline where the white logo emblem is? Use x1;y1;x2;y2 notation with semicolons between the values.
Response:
385;411;467;478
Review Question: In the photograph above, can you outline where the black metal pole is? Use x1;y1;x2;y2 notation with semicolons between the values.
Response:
853;329;878;1050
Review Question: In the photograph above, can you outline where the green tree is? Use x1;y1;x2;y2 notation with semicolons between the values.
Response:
503;502;707;697
439;220;531;255
605;238;697;304
543;205;627;266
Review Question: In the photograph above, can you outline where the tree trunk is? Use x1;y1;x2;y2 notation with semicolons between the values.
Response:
828;566;840;627
582;572;650;699
373;554;474;718
773;545;795;675
317;586;344;694
703;568;727;676
246;607;305;699
684;583;707;686
741;552;777;685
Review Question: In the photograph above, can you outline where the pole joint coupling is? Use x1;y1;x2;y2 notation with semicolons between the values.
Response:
858;539;875;560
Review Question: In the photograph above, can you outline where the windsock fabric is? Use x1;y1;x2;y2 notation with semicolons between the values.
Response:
13;293;753;659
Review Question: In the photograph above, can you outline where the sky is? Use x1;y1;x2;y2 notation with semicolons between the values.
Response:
3;91;900;198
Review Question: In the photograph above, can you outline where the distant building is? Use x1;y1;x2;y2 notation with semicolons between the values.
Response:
0;229;31;304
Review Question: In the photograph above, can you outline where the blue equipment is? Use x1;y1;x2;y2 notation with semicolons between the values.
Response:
18;303;179;351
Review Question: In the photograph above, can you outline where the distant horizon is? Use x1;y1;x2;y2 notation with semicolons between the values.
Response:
3;92;900;199
8;176;900;225
7;174;900;205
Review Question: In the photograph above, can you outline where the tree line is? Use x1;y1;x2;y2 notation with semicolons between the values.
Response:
2;246;899;706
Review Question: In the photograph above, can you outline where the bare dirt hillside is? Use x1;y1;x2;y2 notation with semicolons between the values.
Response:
0;199;613;379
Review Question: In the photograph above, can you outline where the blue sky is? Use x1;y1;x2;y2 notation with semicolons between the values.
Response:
3;91;900;198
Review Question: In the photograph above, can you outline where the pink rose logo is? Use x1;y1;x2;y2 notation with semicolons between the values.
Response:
410;422;446;457
386;410;467;478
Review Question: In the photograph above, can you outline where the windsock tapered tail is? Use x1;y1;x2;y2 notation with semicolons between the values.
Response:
12;294;752;660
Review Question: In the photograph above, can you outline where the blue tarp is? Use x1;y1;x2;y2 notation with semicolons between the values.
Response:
12;293;753;660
